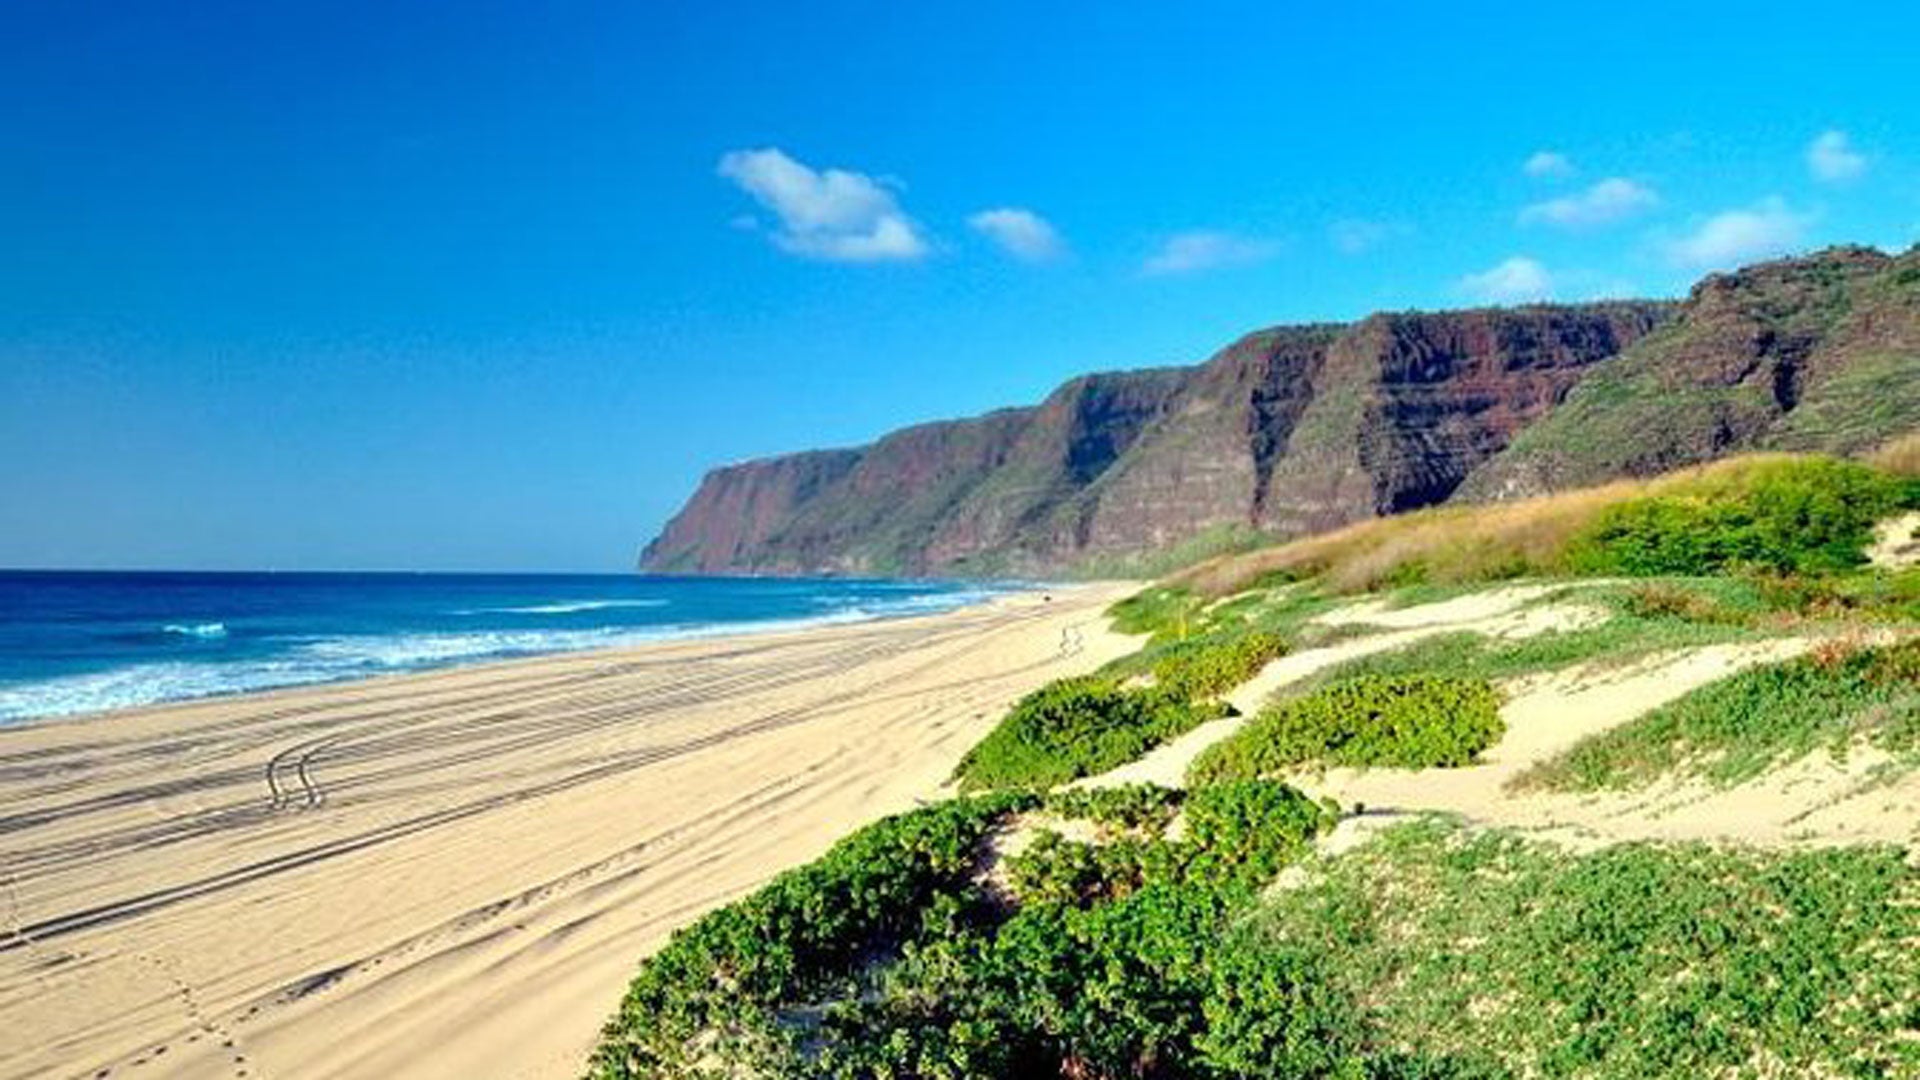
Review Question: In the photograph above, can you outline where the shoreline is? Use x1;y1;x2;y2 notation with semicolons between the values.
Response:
0;581;1137;1079
0;579;1052;733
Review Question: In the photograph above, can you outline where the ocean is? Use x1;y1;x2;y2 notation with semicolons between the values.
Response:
0;571;1016;724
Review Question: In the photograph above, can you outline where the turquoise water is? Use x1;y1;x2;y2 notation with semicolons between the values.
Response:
0;572;1014;723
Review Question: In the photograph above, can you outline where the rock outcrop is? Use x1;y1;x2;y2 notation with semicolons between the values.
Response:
643;246;1920;577
643;306;1668;576
1462;246;1920;500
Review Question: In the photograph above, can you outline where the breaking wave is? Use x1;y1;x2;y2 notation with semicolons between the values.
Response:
0;583;1018;723
462;599;671;615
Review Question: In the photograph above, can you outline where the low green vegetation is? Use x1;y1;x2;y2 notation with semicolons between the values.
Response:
590;780;1355;1079
592;801;1920;1079
1102;628;1289;699
1106;584;1212;641
1516;638;1920;792
1153;629;1287;698
1745;566;1920;623
1248;818;1920;1079
1039;782;1183;833
1176;453;1920;597
952;677;1225;791
1279;579;1769;698
1593;570;1920;634
601;444;1920;1080
1189;674;1504;784
1569;456;1917;576
952;589;1306;795
1105;579;1337;645
588;794;1031;1078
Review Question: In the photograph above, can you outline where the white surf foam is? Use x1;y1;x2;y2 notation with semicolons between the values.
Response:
463;599;671;615
0;585;1021;723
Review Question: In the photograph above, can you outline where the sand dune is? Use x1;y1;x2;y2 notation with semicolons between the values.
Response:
1086;586;1920;850
0;585;1137;1080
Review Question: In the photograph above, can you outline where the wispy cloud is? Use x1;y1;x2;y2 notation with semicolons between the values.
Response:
1459;256;1554;304
1328;218;1412;255
1523;150;1575;179
967;207;1064;261
717;147;929;262
1518;178;1659;229
1806;130;1868;183
1141;230;1278;276
1664;198;1813;270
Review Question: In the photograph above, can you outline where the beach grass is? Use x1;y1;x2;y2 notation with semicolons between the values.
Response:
1170;453;1919;598
1513;637;1920;792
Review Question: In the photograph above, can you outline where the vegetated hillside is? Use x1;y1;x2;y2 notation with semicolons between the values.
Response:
1174;450;1920;597
643;245;1920;579
643;305;1669;576
1464;244;1920;499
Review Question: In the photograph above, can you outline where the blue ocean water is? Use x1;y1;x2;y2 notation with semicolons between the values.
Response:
0;571;1015;723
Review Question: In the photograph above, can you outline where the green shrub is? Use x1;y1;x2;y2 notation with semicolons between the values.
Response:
596;795;1920;1079
974;879;1236;1077
1181;780;1342;886
1196;936;1375;1078
588;794;1031;1078
1570;457;1912;576
1515;638;1920;791
1101;625;1291;700
610;779;1339;1079
1150;629;1289;699
953;677;1225;792
1009;782;1332;910
1041;782;1183;832
938;780;1338;1078
1190;675;1504;784
1250;818;1920;1078
1177;453;1920;598
1005;829;1137;906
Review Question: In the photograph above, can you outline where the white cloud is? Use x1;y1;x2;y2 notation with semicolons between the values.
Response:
1664;197;1813;270
1140;230;1279;276
1807;130;1867;183
967;207;1064;261
1518;178;1659;229
1523;150;1575;179
717;147;929;262
1329;218;1412;255
1459;256;1554;304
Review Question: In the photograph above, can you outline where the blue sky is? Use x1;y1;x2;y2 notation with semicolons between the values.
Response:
3;1;1917;571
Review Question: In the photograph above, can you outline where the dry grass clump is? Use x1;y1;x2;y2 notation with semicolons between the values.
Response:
1172;479;1648;597
1865;429;1920;478
1172;454;1863;598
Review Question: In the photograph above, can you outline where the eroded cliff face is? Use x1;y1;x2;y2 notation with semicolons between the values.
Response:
642;303;1672;577
644;247;1920;577
1461;246;1920;500
640;368;1190;576
639;449;862;575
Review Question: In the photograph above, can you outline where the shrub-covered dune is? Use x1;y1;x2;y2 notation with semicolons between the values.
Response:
589;446;1920;1080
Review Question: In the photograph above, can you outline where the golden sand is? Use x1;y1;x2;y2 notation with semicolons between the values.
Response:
0;585;1136;1079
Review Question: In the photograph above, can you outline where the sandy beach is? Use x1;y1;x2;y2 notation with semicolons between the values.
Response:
0;584;1137;1080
